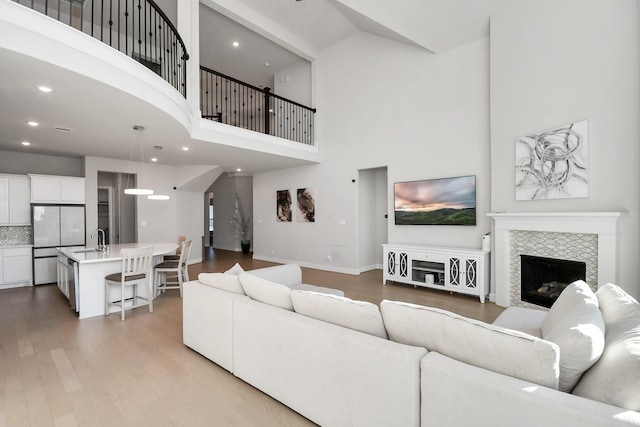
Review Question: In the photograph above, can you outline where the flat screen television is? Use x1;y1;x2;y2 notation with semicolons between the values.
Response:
394;175;476;225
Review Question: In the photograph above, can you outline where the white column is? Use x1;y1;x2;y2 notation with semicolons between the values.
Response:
177;0;201;118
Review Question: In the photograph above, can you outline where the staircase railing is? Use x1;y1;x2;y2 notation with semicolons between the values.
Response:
13;0;189;97
200;66;316;146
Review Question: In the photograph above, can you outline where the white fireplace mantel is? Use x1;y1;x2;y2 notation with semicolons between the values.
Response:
487;212;622;307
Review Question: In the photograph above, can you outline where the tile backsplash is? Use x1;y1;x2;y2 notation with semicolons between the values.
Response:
0;226;32;246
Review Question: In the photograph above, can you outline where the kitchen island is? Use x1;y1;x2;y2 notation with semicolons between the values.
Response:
58;243;178;319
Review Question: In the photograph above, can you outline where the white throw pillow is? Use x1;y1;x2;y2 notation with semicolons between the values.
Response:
543;301;605;392
239;272;293;311
380;300;559;389
596;283;639;325
224;262;245;275
542;280;598;337
291;290;387;339
537;280;605;392
198;272;245;295
573;285;640;411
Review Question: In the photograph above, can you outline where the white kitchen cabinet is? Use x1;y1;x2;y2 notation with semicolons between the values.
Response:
0;179;8;224
2;247;32;286
0;175;30;225
29;174;85;204
383;244;490;303
57;254;70;299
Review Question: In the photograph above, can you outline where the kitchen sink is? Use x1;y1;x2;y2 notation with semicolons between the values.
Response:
72;248;102;253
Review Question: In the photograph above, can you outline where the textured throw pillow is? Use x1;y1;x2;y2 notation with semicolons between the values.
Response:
198;272;245;295
380;300;559;389
291;290;387;339
224;262;245;275
239;272;293;310
572;285;640;411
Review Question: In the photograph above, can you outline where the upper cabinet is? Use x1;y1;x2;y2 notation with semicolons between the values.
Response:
29;174;85;204
0;175;31;225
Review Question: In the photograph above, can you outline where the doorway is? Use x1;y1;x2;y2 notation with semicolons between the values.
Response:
358;167;388;272
97;171;137;244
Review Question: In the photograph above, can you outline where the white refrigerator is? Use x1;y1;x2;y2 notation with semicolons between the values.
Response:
32;205;85;285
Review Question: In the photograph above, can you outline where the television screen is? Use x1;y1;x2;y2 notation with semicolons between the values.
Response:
394;175;476;225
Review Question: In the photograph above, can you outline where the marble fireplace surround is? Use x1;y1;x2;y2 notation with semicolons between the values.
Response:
488;212;622;308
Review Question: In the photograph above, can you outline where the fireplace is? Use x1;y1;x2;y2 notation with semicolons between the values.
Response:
520;255;586;308
487;212;621;308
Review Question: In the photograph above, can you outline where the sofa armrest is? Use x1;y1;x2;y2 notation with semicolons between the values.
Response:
492;305;547;337
421;352;640;427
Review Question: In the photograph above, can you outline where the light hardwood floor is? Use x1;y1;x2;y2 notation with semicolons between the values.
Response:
0;249;504;426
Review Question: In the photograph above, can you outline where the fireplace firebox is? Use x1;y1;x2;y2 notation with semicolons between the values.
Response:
520;255;587;308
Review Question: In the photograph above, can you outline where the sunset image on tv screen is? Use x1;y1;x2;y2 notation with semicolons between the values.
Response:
394;175;476;225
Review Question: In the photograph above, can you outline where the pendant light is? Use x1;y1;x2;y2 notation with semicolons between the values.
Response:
124;125;154;196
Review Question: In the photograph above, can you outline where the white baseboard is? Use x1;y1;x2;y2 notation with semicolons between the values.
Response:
252;255;362;276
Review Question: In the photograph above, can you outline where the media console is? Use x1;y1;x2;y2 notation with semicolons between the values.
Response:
382;244;490;303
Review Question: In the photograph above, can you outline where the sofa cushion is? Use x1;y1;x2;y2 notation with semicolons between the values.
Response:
539;280;605;392
224;262;245;275
291;290;387;339
291;283;345;297
572;284;640;411
380;300;559;389
198;272;245;295
239;272;293;311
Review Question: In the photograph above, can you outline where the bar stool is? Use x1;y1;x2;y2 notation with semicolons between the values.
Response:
154;239;192;297
104;246;154;321
163;235;186;261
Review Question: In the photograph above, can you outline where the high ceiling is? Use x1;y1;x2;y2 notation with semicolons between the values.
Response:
0;0;490;172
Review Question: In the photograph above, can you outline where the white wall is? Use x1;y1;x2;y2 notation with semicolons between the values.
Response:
252;33;491;274
490;0;640;297
273;60;312;106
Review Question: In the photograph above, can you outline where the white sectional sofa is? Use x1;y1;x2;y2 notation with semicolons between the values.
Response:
183;263;640;427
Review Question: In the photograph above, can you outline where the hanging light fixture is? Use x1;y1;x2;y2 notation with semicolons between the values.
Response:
124;125;154;196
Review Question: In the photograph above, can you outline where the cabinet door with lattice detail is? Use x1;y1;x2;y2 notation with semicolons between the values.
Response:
446;256;462;288
462;257;479;290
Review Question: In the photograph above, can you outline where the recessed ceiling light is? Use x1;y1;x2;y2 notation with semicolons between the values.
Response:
264;62;270;67
151;158;158;162
182;147;189;151
236;168;242;172
37;85;52;93
148;194;170;200
27;121;39;127
21;141;31;146
232;41;240;47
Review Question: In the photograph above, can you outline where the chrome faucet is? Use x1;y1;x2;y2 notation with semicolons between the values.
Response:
91;228;106;251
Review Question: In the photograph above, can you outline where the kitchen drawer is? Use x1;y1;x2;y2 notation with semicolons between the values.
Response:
3;247;31;257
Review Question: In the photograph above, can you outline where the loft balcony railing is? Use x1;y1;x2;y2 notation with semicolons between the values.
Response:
13;0;189;97
200;66;316;146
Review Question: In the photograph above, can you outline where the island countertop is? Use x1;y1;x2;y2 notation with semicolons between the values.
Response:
59;242;178;264
58;242;179;319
